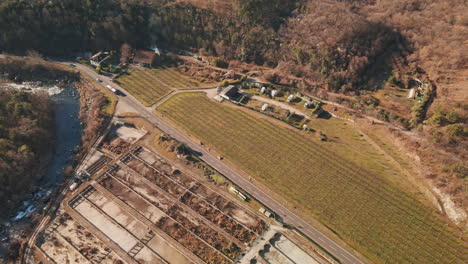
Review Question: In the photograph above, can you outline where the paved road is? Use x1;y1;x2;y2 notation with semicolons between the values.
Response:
72;63;366;264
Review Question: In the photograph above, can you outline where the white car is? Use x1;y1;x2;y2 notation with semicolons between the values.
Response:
106;85;117;93
96;78;103;83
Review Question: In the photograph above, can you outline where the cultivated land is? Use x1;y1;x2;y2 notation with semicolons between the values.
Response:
149;66;203;90
37;122;274;264
115;66;203;106
157;92;467;264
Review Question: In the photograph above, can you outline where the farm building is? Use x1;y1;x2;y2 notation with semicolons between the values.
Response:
220;85;239;100
90;51;111;66
134;49;159;67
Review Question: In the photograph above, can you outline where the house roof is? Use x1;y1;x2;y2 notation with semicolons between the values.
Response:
220;85;239;99
90;51;103;61
134;49;157;65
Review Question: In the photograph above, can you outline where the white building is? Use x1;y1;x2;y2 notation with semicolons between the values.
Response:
287;94;295;102
261;104;269;111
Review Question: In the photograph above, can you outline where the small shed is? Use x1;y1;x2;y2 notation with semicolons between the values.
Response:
259;208;273;218
304;101;314;108
271;90;278;97
287;94;295;102
261;104;269;111
408;88;416;99
260;86;267;94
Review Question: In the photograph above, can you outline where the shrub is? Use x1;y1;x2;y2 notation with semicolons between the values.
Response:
211;58;229;68
221;80;229;87
427;110;447;126
446;124;465;138
265;73;280;84
445;110;459;123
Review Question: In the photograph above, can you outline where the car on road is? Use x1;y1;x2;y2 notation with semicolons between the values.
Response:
95;78;103;83
106;85;117;93
69;63;76;67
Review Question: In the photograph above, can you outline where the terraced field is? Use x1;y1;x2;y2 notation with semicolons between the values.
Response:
157;92;467;264
116;66;201;106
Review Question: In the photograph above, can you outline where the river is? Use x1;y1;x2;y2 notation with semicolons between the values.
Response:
44;84;83;183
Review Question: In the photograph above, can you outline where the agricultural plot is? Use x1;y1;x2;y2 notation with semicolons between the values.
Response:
99;167;234;264
157;92;467;264
76;144;267;264
116;66;202;106
40;215;125;264
124;149;267;242
150;67;203;90
116;67;173;106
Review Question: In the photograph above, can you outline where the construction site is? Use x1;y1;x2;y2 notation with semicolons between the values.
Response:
30;118;332;264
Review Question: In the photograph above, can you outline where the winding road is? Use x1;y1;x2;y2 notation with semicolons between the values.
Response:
68;63;366;264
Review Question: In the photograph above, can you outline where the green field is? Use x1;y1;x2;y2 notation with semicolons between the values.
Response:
157;93;466;264
116;66;201;106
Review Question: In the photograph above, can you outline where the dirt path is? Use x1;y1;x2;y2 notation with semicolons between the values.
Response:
249;95;312;119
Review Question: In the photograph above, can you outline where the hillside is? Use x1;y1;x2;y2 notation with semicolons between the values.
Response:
175;0;236;16
0;89;54;217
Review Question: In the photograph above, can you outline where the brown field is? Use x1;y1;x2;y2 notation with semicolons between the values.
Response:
57;142;268;264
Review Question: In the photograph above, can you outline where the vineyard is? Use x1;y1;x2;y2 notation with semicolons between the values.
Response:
157;93;467;264
116;66;201;106
149;66;202;90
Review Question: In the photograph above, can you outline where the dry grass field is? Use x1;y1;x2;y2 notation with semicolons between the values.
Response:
157;92;467;264
116;66;201;106
149;66;202;90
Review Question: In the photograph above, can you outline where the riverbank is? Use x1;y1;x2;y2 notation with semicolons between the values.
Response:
0;57;114;261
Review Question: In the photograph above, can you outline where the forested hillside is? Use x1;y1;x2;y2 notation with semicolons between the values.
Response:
0;0;150;55
0;90;54;217
1;0;466;94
